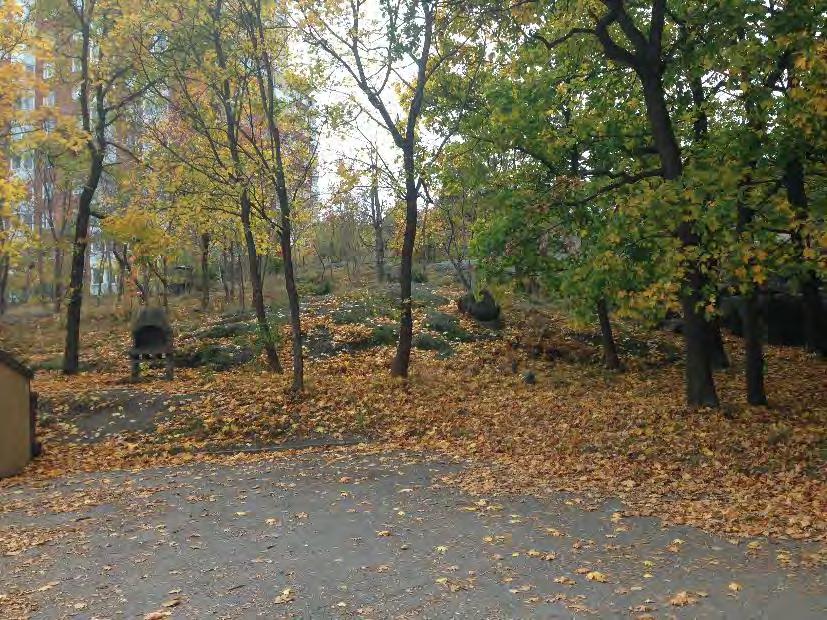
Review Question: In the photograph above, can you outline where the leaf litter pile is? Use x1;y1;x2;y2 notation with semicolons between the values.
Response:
2;286;825;545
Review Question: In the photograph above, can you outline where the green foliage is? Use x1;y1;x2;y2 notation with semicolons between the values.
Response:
424;311;471;341
411;266;428;283
369;324;399;346
412;332;452;355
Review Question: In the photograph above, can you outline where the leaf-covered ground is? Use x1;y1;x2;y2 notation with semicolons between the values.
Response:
2;284;825;546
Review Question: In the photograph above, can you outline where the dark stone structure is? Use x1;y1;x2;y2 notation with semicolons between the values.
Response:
129;307;174;380
457;290;501;322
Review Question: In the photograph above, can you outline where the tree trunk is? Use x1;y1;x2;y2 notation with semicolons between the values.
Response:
161;257;169;310
706;317;729;370
596;298;621;370
237;241;245;310
390;146;418;377
241;191;281;372
200;231;210;311
53;247;64;313
740;293;767;405
784;156;825;355
641;73;718;407
221;247;231;302
370;173;385;283
63;153;103;374
0;254;8;315
279;217;303;392
374;222;385;283
227;241;235;300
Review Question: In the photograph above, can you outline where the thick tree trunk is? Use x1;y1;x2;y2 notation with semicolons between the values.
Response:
390;146;418;377
596;298;621;370
706;317;729;370
740;293;767;405
241;192;281;372
801;276;825;355
784;156;825;355
200;232;210;310
641;73;718;407
63;154;103;374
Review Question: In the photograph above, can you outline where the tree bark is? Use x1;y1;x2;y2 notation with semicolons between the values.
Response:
241;191;281;372
200;231;210;310
706;318;729;370
237;241;245;309
390;145;418;377
63;153;103;374
53;246;64;313
596;298;621;370
784;156;825;355
371;177;385;283
740;293;767;405
0;254;8;315
641;73;718;407
279;217;303;392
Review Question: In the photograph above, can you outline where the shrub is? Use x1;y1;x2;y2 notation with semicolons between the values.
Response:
370;324;399;346
412;332;452;353
310;279;332;295
425;311;472;341
411;266;428;283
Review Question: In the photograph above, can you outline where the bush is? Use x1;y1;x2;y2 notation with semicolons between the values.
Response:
310;279;333;295
412;332;452;354
411;266;428;283
370;324;399;346
424;311;471;341
199;321;256;339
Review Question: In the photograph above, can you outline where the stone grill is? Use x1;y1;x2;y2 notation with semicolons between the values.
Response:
129;307;174;380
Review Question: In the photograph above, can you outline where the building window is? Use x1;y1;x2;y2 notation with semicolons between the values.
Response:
43;91;56;107
17;94;35;111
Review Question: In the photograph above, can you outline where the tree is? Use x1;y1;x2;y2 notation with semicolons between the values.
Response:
35;0;159;373
297;0;440;377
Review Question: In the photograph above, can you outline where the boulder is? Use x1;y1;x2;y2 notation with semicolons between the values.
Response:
457;290;501;322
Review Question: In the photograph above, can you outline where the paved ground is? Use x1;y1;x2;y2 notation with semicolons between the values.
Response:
1;452;825;619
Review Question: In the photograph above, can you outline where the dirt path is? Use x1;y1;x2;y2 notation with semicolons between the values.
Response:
1;451;824;619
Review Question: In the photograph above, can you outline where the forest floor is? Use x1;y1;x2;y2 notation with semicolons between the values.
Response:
1;274;825;617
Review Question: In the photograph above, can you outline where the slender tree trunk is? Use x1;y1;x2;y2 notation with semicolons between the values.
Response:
641;73;718;407
221;247;231;302
596;298;621;370
106;241;115;295
53;247;64;313
271;127;303;391
279;220;303;391
63;154;103;374
374;223;385;283
237;241;245;310
161;257;169;309
0;254;8;315
740;293;767;405
390;145;418;377
241;191;281;372
200;231;210;311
